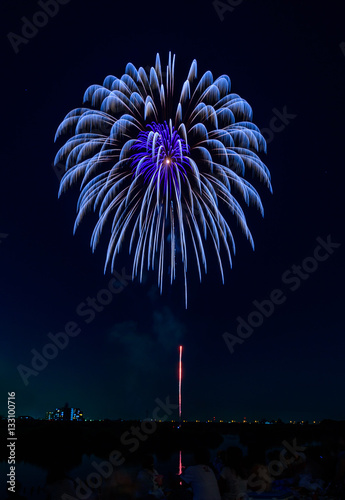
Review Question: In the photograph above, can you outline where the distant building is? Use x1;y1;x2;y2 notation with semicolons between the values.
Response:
45;405;83;421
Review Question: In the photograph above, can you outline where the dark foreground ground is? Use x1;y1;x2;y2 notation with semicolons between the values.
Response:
1;420;345;499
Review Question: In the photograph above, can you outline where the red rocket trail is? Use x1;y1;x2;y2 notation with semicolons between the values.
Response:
179;345;182;423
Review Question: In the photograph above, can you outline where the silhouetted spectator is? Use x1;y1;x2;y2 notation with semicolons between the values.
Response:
5;480;27;500
136;454;166;499
213;450;227;478
181;447;221;500
219;447;247;500
101;469;136;500
326;434;345;497
45;466;78;500
335;435;345;482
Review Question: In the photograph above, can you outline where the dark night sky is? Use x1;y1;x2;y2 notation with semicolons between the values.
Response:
0;0;344;423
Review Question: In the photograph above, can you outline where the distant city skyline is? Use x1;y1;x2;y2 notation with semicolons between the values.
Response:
3;405;327;426
45;403;83;421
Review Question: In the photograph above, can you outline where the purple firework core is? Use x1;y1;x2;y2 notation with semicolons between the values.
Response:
131;121;190;195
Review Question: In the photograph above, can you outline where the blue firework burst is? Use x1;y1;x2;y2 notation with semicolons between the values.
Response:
55;52;272;306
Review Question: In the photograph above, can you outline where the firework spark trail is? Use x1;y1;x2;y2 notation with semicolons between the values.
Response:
55;53;271;306
179;345;182;424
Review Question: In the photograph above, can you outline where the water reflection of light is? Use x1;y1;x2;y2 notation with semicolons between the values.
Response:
179;345;182;423
178;450;183;476
178;449;183;485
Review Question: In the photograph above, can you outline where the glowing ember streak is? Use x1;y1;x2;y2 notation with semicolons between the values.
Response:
179;345;182;423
